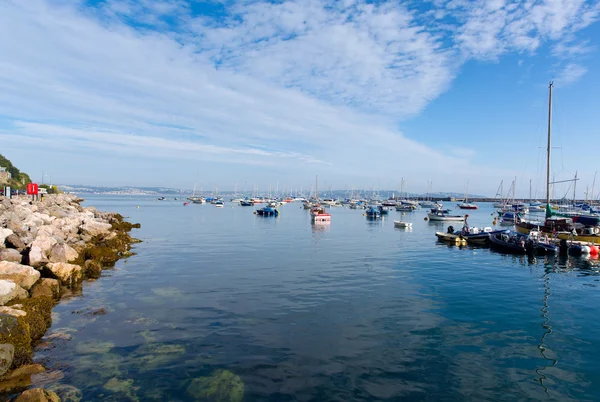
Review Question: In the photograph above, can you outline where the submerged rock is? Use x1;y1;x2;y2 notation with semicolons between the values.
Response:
47;384;82;402
103;377;140;401
0;262;41;290
75;340;114;355
130;343;186;372
187;370;244;402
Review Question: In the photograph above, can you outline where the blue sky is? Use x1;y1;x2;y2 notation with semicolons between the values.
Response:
1;0;599;198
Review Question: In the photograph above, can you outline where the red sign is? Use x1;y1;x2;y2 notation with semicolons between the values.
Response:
27;183;39;195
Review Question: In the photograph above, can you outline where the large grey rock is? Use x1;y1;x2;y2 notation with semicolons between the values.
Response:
0;343;14;376
44;263;82;287
0;228;13;245
80;220;112;237
27;245;47;268
0;280;27;306
0;248;22;263
0;262;41;290
31;234;58;254
48;243;78;263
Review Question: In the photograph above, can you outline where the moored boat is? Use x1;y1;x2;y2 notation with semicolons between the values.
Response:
394;221;412;228
256;205;279;216
365;206;381;219
427;208;465;222
310;205;331;223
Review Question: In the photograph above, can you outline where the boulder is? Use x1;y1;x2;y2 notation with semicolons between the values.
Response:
0;248;23;264
83;260;102;279
48;244;78;264
0;228;14;245
0;306;27;317
43;263;82;287
27;246;47;268
30;235;57;255
30;279;60;300
0;262;40;290
80;220;112;237
5;234;26;251
0;343;14;377
10;388;60;402
0;280;27;306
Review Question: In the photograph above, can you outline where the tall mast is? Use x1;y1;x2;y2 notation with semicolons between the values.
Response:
315;175;318;200
573;171;578;203
546;82;553;209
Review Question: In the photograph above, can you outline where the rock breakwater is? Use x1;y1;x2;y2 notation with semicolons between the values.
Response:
0;194;139;400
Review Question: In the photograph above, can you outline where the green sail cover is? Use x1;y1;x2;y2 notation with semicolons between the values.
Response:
546;204;553;219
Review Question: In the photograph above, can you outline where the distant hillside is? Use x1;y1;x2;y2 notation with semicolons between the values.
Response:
0;154;31;190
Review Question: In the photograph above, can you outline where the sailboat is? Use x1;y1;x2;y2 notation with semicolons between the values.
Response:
310;175;331;223
515;82;600;243
457;181;478;210
493;180;505;208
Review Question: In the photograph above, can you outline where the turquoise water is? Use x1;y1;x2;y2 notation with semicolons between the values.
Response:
34;196;600;401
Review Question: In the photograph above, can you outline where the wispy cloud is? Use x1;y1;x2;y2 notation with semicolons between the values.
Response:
0;0;598;191
555;63;588;86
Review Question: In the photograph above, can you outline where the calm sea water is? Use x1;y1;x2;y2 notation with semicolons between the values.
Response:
34;196;600;401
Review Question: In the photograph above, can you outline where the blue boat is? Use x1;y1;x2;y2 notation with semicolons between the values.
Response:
256;206;279;216
365;206;381;219
378;205;390;215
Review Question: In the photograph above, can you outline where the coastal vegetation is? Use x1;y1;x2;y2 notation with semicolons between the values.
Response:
0;154;31;191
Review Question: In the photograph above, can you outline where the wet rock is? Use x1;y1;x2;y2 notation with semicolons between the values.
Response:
43;263;82;287
83;260;102;279
31;369;65;387
0;364;45;395
10;388;60;402
47;384;82;402
48;244;78;264
0;248;22;263
5;234;26;252
0;280;27;306
0;314;32;368
0;343;14;376
187;369;244;402
30;279;60;300
0;262;41;290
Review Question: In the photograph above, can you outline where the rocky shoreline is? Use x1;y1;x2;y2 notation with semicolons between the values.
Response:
0;194;139;401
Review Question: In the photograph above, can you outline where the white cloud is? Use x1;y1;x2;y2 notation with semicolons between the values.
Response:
555;63;588;85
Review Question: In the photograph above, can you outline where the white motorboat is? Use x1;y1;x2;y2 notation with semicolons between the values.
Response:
394;221;412;228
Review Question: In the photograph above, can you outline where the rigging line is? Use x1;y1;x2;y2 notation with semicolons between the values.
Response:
535;266;558;397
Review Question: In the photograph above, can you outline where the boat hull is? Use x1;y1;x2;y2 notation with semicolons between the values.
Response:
427;213;465;222
515;222;600;244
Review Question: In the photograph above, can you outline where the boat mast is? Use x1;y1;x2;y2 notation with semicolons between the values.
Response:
546;82;553;211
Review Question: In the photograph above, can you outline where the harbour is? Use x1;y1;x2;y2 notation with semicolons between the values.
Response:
23;195;600;401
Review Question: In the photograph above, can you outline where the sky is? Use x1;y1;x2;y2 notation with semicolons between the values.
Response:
1;0;599;198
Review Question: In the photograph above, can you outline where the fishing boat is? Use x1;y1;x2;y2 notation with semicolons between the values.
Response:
256;205;279;216
489;230;528;254
378;206;390;215
395;204;417;212
394;221;412;228
310;205;331;223
427;208;465;222
515;82;600;244
365;206;381;219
